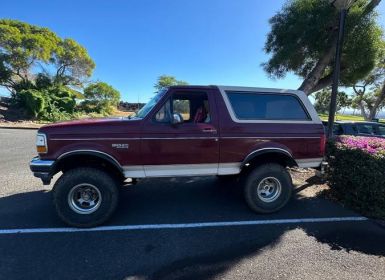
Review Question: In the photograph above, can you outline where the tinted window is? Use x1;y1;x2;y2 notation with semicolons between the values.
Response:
333;124;343;135
226;92;309;120
357;124;375;135
376;125;385;136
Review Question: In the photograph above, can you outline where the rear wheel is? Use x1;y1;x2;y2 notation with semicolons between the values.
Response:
53;167;119;227
243;163;292;213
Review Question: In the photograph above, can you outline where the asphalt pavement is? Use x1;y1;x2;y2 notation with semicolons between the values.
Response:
0;128;384;280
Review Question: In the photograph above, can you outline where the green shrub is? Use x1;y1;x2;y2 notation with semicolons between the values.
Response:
82;82;120;115
40;99;73;122
327;137;385;219
48;86;77;114
18;89;46;117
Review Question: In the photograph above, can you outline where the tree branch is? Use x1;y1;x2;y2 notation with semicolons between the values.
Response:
298;0;382;95
363;0;382;16
307;74;334;94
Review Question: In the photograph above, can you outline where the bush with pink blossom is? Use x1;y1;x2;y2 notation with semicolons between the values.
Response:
327;136;385;218
335;136;385;158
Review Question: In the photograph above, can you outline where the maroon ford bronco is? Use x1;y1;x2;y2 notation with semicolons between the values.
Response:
30;86;325;227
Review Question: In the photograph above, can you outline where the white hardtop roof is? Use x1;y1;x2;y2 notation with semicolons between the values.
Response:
216;85;304;96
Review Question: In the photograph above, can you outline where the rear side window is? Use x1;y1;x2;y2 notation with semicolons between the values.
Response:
357;124;375;135
377;125;385;136
333;124;343;135
226;92;310;121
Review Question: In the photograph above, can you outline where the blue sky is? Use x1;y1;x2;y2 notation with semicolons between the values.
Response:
1;0;385;102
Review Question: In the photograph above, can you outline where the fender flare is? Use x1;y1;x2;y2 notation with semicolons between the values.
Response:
55;150;124;173
241;148;297;169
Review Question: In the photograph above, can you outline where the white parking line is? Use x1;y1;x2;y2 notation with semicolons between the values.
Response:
0;216;368;235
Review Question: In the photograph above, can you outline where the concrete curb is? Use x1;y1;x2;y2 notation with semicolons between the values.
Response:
0;125;40;130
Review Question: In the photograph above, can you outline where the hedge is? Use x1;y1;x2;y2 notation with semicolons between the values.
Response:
327;136;385;219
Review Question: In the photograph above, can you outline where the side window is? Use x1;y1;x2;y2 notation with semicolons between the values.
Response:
226;92;310;121
173;99;191;121
357;124;375;135
154;92;211;124
333;124;343;135
154;99;171;123
376;125;385;136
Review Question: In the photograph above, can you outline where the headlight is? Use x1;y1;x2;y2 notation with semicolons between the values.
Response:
36;133;48;154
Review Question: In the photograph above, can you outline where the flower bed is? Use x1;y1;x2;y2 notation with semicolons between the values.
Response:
327;136;385;219
336;136;385;157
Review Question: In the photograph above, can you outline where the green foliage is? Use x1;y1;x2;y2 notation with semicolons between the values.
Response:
263;0;383;87
53;38;95;86
314;89;351;114
82;82;121;114
17;85;77;119
0;19;95;94
154;75;188;93
327;140;385;219
40;100;73;122
48;86;77;114
18;89;46;117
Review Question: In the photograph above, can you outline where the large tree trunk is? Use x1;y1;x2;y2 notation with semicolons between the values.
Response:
298;39;336;95
359;101;369;120
368;81;385;120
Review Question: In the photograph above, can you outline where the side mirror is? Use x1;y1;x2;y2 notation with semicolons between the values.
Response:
171;113;183;125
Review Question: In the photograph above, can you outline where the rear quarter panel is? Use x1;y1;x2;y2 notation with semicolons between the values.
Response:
213;88;324;163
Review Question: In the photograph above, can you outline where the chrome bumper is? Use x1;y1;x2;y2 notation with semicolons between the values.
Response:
30;157;55;185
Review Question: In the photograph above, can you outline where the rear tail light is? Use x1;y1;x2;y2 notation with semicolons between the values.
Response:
320;134;326;156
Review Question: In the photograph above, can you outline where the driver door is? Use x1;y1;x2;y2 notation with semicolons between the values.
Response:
141;89;219;176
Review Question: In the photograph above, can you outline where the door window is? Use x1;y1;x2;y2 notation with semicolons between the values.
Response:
154;99;171;123
154;91;211;124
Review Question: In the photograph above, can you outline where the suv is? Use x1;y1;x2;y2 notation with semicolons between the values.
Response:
30;86;325;227
322;121;385;138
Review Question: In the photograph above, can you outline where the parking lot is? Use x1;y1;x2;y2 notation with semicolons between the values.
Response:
0;128;385;280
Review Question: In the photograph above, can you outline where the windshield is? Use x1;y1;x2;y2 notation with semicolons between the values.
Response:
133;89;167;119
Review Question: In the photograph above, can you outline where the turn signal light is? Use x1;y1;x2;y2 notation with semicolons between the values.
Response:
37;146;48;153
36;133;48;154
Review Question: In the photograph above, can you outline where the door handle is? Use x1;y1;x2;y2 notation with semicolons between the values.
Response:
202;128;217;133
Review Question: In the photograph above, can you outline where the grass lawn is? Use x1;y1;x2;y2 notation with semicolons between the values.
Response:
319;114;385;122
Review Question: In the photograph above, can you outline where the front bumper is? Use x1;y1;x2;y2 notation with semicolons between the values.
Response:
30;157;55;185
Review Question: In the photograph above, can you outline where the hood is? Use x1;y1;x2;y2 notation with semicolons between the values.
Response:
42;117;125;128
38;117;141;136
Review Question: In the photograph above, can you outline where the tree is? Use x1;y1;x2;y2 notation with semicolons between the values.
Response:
53;38;95;87
154;75;188;93
351;56;385;120
263;0;383;95
82;82;121;114
0;19;95;95
314;89;350;114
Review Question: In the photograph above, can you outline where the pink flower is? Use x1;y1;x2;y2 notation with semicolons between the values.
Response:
335;136;385;158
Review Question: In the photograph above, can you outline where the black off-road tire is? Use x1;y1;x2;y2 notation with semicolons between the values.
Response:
53;167;119;228
243;163;292;213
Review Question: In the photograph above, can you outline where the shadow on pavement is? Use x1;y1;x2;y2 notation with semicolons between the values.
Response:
0;176;384;279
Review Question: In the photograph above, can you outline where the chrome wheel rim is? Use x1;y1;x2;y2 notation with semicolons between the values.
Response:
256;177;282;203
68;184;102;214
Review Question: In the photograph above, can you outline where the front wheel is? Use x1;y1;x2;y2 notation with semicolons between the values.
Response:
243;163;292;213
53;167;119;227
